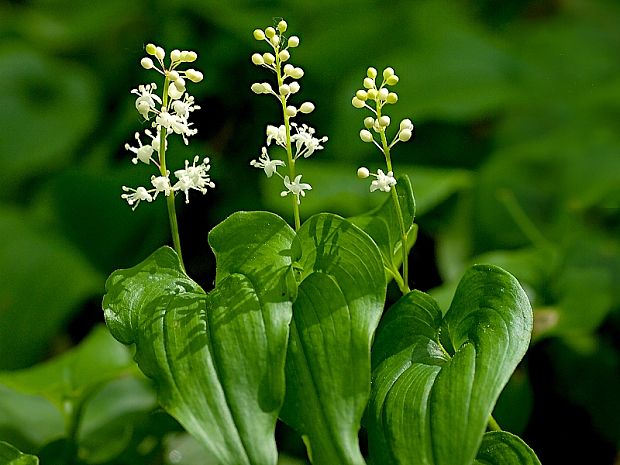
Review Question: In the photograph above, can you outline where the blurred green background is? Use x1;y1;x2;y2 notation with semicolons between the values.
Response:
0;0;619;463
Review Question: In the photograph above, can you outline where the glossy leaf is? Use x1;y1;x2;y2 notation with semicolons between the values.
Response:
0;442;38;465
350;176;416;279
103;212;297;465
368;265;533;465
281;213;386;465
474;431;541;465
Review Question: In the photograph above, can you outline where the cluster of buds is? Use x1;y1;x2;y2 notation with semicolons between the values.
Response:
121;43;214;209
352;66;414;193
249;19;327;205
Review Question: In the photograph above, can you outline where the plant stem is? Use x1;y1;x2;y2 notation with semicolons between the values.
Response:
488;414;502;432
377;108;410;294
159;75;186;271
276;50;301;231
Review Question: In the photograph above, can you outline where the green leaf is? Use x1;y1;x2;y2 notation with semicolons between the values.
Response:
281;213;386;465
0;442;38;465
103;211;297;465
350;176;416;280
368;265;532;465
474;431;541;465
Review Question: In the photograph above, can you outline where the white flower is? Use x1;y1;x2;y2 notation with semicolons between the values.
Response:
370;169;397;193
121;186;153;210
250;147;285;178
155;111;197;144
290;123;328;159
131;83;162;119
171;94;200;118
173;156;215;203
125;132;155;165
280;174;312;204
151;173;172;199
266;124;287;147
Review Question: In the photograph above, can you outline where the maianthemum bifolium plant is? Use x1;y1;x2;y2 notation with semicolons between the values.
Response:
97;18;542;465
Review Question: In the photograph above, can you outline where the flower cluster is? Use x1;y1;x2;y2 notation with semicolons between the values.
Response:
121;43;214;209
248;19;327;206
352;66;414;193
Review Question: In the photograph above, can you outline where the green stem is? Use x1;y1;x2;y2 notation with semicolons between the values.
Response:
159;75;186;271
377;107;410;294
488;415;502;432
275;46;301;230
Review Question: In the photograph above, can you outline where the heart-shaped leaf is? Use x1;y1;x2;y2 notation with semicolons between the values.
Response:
368;264;533;465
350;176;416;281
280;213;386;465
103;211;297;465
0;442;38;465
474;431;541;465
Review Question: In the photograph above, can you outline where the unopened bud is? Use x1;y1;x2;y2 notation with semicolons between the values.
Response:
253;29;266;40
145;43;157;55
185;69;203;83
300;102;315;114
367;67;377;79
363;117;375;129
279;84;290;96
356;89;368;100
265;27;276;38
278;50;290;62
286;105;298;117
399;129;412;142
383;67;395;79
378;115;391;127
263;53;275;65
363;77;375;89
155;46;165;60
140;57;154;69
289;81;300;93
386;75;399;86
360;129;373;143
171;49;181;61
288;36;300;47
252;53;264;65
351;97;365;109
386;92;398;104
357;167;370;178
278;20;288;32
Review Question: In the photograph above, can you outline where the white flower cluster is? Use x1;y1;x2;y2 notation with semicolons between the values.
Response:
352;66;415;193
248;19;327;205
121;43;215;209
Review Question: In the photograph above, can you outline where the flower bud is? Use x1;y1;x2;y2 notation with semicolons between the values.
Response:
261;82;273;93
383;67;395;79
168;83;183;99
288;36;300;47
367;67;377;79
263;53;275;65
171;49;181;61
360;129;373;143
278;50;290;62
251;53;264;65
283;64;294;75
399;129;412;142
167;70;180;81
173;77;186;91
140;57;154;69
251;83;264;94
351;96;365;109
291;67;304;79
265;27;276;38
386;75;399;85
289;81;300;93
186;51;197;62
300;102;315;114
286;105;298;117
279;84;290;96
185;69;203;83
378;88;389;101
378;115;391;127
145;43;157;55
271;35;280;46
155;46;165;60
387;92;398;104
253;29;265;40
278;20;288;32
363;117;375;129
400;118;414;131
363;77;375;89
367;89;378;100
357;167;370;179
356;89;368;100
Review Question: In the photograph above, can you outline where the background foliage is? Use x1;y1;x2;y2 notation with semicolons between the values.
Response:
0;0;618;463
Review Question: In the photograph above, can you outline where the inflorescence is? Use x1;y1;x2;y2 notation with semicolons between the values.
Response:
121;44;214;210
249;19;327;207
351;66;414;193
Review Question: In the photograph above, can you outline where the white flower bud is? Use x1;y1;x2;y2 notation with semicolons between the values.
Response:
251;83;264;94
399;129;412;142
168;83;183;99
155;46;165;60
173;77;186;91
279;84;290;96
263;53;275;65
185;69;203;83
291;67;304;79
363;117;375;129
378;115;391;127
261;82;273;93
363;77;375;89
145;43;157;55
387;92;398;104
278;20;288;32
367;89;378;100
283;64;294;75
171;49;181;61
289;81;300;93
253;29;265;40
351;96;365;108
383;67;395;79
400;118;414;131
357;167;370;179
286;105;298;117
356;89;368;100
252;53;264;65
367;67;377;79
186;51;198;62
386;75;399;86
265;27;276;38
167;70;180;81
288;36;300;47
278;50;290;62
271;35;280;46
140;57;154;69
300;102;315;114
378;88;389;101
360;129;373;143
